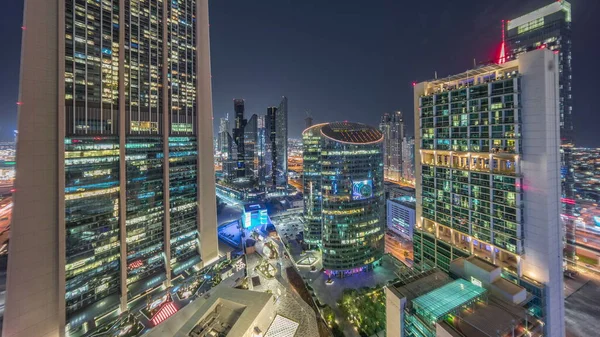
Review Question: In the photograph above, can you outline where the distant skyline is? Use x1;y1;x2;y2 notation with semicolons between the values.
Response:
1;0;600;146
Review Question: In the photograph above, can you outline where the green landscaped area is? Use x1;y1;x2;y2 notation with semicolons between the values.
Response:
338;287;386;336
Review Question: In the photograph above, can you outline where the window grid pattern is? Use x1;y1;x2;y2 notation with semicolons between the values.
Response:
418;77;524;255
64;137;121;316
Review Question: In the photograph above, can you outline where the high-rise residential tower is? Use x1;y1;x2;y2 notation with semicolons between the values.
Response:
504;0;576;266
303;122;385;276
3;1;218;336
379;111;404;182
413;49;564;336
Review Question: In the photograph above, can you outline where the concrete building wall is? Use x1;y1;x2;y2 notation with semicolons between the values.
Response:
519;49;565;337
2;0;62;336
385;287;404;337
196;0;219;267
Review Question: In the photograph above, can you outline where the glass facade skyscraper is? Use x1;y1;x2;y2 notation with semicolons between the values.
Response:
4;1;218;336
302;122;385;276
504;0;576;266
265;97;288;193
233;98;247;179
379;111;405;182
413;50;565;336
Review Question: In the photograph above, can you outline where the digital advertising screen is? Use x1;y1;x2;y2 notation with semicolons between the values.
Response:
352;179;373;200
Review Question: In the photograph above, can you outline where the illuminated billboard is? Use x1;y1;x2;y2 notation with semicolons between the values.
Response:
352;179;373;200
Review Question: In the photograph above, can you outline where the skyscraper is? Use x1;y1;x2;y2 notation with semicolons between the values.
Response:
244;114;258;179
303;122;385;276
233;98;247;179
401;136;415;183
3;0;218;336
265;106;277;190
265;97;288;193
504;0;576;266
218;115;230;157
379;111;404;182
274;97;288;192
257;115;268;190
413;49;564;336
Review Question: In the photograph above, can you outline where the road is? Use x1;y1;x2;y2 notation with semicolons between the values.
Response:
0;197;12;246
565;271;600;337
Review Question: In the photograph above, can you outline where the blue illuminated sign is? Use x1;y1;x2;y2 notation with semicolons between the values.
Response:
352;179;373;200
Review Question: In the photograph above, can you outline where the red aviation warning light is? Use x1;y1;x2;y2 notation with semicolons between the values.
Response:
498;20;506;64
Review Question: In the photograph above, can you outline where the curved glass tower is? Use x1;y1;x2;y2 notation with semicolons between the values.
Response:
302;122;385;277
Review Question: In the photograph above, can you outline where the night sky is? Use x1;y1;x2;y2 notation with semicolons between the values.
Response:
1;0;599;146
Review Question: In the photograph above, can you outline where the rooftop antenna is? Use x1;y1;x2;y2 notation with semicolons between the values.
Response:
305;110;313;128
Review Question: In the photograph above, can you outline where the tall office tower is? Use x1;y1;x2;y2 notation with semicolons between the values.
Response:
504;0;576;266
401;136;415;182
233;98;247;179
3;1;218;336
302;122;385;276
257;115;268;190
379;111;404;182
265;97;288;193
244;114;258;179
274;97;289;192
413;49;564;336
265;107;276;190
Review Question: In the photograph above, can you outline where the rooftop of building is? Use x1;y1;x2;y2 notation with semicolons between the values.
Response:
264;314;300;337
389;265;541;337
389;195;416;208
389;269;452;302
320;121;383;144
465;255;497;272
454;297;542;337
145;285;273;337
412;279;487;322
418;59;521;97
243;203;267;212
507;0;571;30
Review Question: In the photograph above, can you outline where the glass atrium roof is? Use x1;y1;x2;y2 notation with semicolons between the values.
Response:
413;279;487;323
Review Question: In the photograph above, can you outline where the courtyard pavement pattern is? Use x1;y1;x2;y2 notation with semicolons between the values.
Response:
246;251;320;337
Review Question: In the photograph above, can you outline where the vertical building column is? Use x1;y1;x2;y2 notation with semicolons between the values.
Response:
196;0;219;266
58;0;67;333
162;0;172;288
118;0;128;312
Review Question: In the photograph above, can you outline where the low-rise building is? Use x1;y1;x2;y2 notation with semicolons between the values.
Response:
386;257;543;337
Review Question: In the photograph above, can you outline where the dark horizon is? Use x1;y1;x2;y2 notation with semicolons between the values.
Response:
1;0;599;146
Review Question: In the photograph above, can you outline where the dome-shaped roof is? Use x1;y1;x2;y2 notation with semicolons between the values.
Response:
320;121;383;144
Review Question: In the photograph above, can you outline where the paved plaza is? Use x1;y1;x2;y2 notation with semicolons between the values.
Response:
245;252;320;337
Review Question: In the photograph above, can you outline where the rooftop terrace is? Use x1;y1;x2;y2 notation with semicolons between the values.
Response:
413;279;487;324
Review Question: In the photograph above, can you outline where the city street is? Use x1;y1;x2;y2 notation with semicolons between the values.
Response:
0;196;12;247
566;271;600;337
